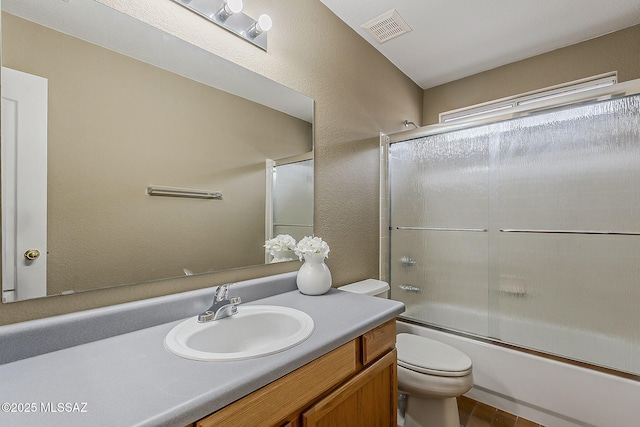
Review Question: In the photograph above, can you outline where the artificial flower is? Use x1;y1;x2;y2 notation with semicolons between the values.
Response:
294;236;330;261
264;234;297;256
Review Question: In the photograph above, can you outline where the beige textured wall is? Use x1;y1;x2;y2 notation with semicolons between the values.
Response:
0;0;422;324
423;24;640;125
3;13;311;295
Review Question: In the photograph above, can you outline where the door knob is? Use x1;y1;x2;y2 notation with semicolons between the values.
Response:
24;249;41;260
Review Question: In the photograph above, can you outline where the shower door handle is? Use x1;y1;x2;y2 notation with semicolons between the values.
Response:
400;256;416;266
398;284;422;294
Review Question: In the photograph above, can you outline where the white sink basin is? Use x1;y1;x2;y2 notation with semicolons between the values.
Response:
164;305;314;361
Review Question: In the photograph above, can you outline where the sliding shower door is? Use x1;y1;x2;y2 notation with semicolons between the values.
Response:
389;93;640;375
389;128;491;336
271;158;314;241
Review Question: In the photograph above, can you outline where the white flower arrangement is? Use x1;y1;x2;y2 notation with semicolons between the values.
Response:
264;234;297;256
294;236;330;261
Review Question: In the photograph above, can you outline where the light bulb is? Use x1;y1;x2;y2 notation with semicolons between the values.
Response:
257;14;272;32
225;0;243;14
215;0;243;22
247;14;272;38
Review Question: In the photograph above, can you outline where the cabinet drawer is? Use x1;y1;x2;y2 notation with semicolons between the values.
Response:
197;340;358;427
361;319;396;366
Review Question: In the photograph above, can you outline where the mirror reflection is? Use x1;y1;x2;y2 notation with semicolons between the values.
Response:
1;0;314;302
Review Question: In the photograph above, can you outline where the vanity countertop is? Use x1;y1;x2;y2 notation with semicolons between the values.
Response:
0;281;404;426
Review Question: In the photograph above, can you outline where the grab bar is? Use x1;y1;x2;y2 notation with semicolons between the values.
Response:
147;186;222;199
500;229;640;236
396;227;488;232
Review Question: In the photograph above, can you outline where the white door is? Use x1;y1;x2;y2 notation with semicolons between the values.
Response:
1;67;48;302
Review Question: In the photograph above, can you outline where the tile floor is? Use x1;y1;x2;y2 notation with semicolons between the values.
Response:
458;396;545;427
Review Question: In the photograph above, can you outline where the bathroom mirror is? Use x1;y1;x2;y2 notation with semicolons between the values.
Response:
1;0;314;302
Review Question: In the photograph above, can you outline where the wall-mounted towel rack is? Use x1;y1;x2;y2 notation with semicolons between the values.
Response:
147;186;223;199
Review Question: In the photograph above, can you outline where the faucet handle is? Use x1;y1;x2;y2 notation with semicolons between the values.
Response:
198;285;240;323
214;283;231;302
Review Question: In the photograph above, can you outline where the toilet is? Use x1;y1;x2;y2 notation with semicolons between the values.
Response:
396;333;473;427
339;280;473;427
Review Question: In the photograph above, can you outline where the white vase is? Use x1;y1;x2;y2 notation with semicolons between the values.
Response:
296;253;332;295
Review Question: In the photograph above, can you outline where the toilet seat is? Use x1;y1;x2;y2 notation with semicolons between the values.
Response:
396;333;472;377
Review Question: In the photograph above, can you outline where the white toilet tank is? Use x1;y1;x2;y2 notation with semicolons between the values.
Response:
338;279;390;298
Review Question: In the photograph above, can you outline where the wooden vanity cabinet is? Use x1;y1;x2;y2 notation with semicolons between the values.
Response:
302;349;396;427
195;319;397;427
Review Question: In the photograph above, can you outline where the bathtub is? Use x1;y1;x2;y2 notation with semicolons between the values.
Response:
397;319;640;427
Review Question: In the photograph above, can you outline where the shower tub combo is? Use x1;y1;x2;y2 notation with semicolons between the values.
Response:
382;79;640;427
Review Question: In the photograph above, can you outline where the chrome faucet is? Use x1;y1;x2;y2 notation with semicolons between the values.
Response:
198;283;241;322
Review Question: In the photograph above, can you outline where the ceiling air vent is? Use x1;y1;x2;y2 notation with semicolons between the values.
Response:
360;9;412;44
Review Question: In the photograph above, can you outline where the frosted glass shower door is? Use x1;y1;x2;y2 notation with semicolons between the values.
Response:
494;96;640;374
389;93;640;375
271;158;313;241
389;130;490;336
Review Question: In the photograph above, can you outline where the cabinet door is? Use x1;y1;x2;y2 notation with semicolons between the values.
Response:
302;349;397;427
197;341;357;427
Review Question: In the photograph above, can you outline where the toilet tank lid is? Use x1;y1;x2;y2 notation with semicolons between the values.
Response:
339;279;389;295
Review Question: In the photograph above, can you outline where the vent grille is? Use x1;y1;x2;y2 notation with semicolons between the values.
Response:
360;9;412;44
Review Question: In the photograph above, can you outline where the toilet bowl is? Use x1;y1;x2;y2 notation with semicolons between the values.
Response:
397;333;473;427
338;279;473;427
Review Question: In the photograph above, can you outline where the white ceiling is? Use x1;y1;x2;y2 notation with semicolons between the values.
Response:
318;0;640;89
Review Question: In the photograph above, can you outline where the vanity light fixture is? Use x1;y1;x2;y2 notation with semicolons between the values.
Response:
172;0;272;51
